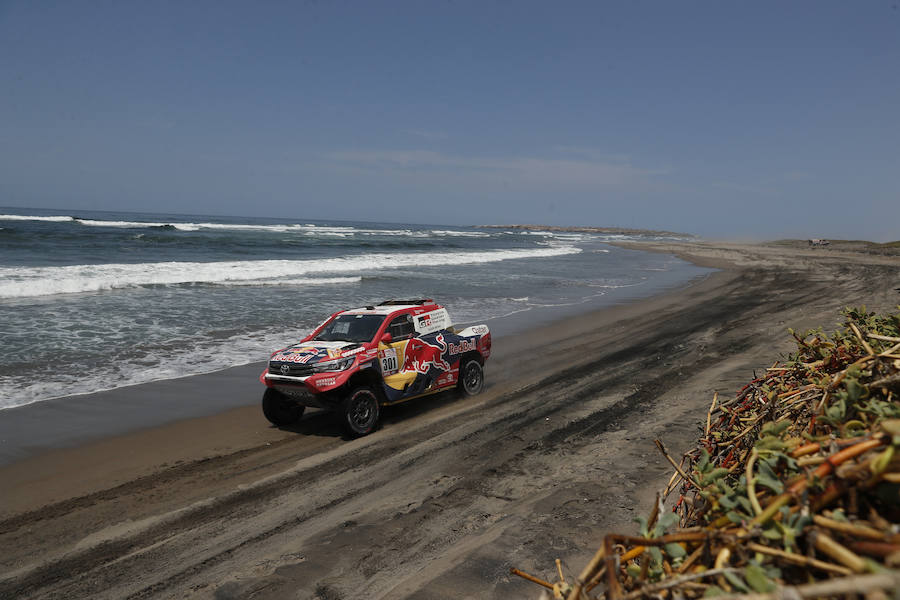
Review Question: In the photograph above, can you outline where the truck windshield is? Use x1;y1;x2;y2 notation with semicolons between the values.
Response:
313;314;386;343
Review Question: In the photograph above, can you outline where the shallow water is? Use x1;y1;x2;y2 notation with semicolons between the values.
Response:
0;208;707;408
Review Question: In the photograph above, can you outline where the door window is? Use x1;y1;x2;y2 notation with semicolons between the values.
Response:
388;314;416;341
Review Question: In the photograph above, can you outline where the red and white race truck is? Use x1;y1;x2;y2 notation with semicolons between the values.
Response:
260;299;491;436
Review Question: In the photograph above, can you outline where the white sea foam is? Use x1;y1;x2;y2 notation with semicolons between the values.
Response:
0;214;495;238
429;229;491;238
216;276;362;286
0;246;581;298
0;326;309;409
0;214;74;222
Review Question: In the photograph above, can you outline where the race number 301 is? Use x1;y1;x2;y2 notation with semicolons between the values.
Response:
380;348;399;375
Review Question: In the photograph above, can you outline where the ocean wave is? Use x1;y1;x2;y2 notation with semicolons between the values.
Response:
0;214;74;223
429;230;491;238
213;276;362;287
0;214;494;239
0;246;581;298
0;326;308;409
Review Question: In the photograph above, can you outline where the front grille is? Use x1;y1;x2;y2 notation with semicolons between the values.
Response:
269;362;315;377
273;385;328;407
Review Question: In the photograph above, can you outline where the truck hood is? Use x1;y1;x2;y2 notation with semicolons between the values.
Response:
269;340;362;364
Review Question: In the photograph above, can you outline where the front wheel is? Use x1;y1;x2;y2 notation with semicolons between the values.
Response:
341;386;380;437
262;388;305;426
458;359;484;396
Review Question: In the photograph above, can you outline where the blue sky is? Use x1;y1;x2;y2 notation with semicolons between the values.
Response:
1;1;898;240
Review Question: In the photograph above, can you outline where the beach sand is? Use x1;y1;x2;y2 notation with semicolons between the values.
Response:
1;241;898;599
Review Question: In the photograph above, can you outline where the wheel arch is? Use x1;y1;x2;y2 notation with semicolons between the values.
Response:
344;370;384;398
459;350;484;367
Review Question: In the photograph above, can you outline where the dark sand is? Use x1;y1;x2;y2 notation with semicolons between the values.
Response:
1;241;898;599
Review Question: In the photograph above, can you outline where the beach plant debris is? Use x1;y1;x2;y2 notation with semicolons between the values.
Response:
513;306;900;599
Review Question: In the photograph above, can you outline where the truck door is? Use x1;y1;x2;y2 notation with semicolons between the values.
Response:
379;313;418;401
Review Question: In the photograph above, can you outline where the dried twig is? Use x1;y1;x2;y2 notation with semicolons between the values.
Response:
511;568;554;590
619;568;737;600
706;571;900;600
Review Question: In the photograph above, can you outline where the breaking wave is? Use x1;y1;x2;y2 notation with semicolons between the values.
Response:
0;214;492;239
0;246;581;298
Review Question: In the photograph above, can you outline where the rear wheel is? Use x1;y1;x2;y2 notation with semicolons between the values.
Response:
262;388;305;426
458;359;484;396
341;386;380;437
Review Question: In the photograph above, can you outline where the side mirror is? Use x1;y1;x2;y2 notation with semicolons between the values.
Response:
380;332;393;344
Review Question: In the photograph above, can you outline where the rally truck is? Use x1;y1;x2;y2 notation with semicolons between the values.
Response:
259;299;491;437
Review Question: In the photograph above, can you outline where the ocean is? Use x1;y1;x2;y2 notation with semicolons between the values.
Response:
0;208;708;410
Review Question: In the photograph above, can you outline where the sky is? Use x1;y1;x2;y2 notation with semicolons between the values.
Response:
1;1;898;240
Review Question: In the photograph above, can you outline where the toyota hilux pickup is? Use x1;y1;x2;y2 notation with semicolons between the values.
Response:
260;299;491;436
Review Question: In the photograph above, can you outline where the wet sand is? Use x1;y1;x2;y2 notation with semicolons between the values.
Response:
1;241;898;599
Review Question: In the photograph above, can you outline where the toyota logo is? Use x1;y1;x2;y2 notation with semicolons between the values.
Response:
280;364;290;375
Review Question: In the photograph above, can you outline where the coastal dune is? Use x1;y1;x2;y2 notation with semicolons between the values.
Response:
1;241;899;599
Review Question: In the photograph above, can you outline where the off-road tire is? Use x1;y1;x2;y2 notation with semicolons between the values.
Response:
341;386;380;437
262;388;305;426
458;359;484;396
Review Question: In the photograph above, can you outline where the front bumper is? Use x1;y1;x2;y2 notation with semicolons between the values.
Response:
263;373;338;409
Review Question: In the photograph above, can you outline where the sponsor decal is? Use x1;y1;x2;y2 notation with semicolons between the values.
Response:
341;346;367;357
469;325;489;335
414;308;450;334
402;334;450;374
327;349;342;358
276;352;319;363
435;373;455;387
315;376;337;388
380;347;399;375
449;339;476;355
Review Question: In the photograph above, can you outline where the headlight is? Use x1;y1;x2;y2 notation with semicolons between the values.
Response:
312;356;355;373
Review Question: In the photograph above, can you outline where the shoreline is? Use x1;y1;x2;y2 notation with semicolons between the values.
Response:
476;223;695;238
2;241;899;599
0;265;721;515
0;248;712;467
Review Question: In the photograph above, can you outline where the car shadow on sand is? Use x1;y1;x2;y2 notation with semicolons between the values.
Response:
270;390;465;440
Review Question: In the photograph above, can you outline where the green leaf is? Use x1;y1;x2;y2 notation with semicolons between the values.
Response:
830;509;849;523
701;468;730;486
653;511;679;536
727;511;746;524
771;420;791;435
723;571;750;593
846;378;866;403
625;564;642;579
745;565;777;593
756;436;786;451
633;516;649;537
756;465;784;494
647;546;663;567
664;542;687;559
703;586;726;597
761;526;783;540
719;494;738;509
697;448;710;472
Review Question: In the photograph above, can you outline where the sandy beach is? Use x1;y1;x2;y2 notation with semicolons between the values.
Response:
2;241;899;599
